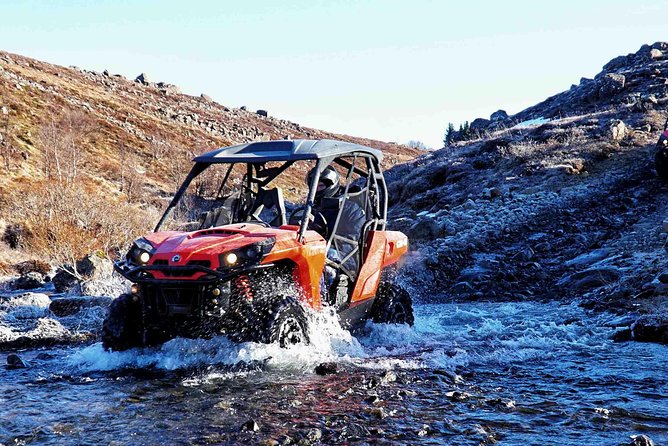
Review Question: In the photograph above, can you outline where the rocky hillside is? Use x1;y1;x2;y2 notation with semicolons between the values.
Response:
0;50;421;269
388;42;668;343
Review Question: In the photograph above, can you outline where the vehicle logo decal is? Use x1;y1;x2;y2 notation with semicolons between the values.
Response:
172;254;181;263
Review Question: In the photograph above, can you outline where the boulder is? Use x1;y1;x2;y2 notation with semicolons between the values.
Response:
200;94;213;102
490;110;508;121
602;54;630;72
135;73;149;84
49;296;113;317
470;118;490;130
76;254;113;280
630;434;655;446
14;272;45;290
564;248;612;268
256;109;268;117
649;49;663;60
597;73;625;98
630;315;668;344
6;353;29;369
52;269;78;293
408;217;440;240
557;266;621;291
314;362;338;375
609;119;627;141
12;260;51;276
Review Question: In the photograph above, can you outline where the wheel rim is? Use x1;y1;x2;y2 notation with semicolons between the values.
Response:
277;316;305;347
392;303;408;324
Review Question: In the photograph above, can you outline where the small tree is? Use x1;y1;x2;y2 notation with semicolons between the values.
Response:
0;106;19;171
444;122;456;146
406;140;428;150
39;109;95;185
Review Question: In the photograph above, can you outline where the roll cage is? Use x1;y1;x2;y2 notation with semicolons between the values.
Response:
154;140;389;277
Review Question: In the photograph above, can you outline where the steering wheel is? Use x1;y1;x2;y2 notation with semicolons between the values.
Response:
288;206;328;237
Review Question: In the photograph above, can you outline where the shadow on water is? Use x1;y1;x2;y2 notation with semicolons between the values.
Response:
2;301;668;445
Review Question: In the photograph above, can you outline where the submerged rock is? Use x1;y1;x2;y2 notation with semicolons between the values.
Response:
6;353;29;369
630;434;655;446
314;362;338;375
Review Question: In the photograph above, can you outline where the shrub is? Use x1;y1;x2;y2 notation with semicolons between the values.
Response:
2;179;150;270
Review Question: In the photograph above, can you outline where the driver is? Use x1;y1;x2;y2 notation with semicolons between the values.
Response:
306;165;366;280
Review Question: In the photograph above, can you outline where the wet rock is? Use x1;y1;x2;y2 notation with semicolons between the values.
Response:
367;407;387;419
314;362;338;375
241;419;260;432
49;296;113;317
14;272;45;290
612;328;632;342
629;315;668;344
380;370;397;384
447;390;471;402
76;254;113;280
301;428;322;443
52;269;78;293
564;248;612;268
6;353;29;369
630;434;655;446
557;267;621;291
451;281;475;295
0;292;51;318
417;424;433;437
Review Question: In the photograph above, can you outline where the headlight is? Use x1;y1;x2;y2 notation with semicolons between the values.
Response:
128;238;155;265
219;237;275;269
224;252;238;266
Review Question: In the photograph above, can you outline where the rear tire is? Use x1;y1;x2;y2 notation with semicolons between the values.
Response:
261;297;310;347
656;144;668;180
101;293;143;351
370;282;414;326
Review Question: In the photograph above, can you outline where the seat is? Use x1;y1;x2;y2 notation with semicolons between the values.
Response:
249;187;287;227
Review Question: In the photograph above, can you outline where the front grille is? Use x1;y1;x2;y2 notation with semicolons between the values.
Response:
151;286;202;316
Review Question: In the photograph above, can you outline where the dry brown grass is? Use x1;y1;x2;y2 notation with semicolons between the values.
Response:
2;180;149;270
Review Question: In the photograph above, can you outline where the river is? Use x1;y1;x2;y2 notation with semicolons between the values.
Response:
2;301;667;445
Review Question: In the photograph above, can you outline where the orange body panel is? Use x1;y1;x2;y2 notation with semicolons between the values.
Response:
350;230;408;304
262;226;326;309
141;223;407;312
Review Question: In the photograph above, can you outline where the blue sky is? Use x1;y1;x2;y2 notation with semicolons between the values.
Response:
1;0;667;148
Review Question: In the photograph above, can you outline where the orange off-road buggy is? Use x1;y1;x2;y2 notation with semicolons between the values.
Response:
103;139;412;351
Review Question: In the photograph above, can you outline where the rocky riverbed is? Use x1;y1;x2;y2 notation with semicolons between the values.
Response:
1;300;666;445
386;42;668;346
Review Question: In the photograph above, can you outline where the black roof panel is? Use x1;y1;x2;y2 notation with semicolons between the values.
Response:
193;139;383;163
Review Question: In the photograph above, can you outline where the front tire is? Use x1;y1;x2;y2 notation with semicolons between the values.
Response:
370;282;414;326
101;293;143;351
261;297;310;347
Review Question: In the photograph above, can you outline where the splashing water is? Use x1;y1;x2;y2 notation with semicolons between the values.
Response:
2;300;667;445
